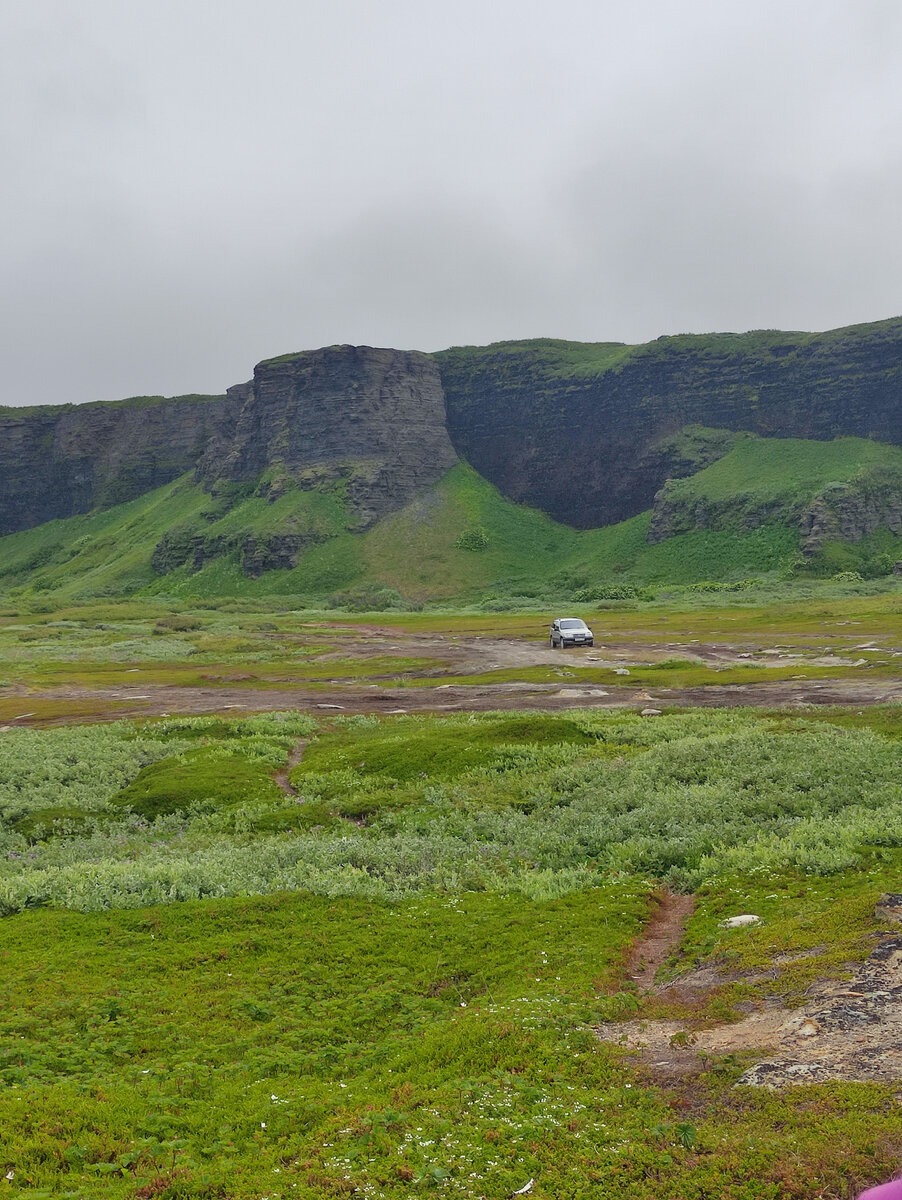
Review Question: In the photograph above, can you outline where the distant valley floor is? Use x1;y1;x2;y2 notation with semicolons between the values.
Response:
5;617;902;726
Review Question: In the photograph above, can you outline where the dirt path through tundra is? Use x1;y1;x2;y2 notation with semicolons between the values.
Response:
598;893;902;1091
626;891;696;992
6;674;902;727
273;739;307;798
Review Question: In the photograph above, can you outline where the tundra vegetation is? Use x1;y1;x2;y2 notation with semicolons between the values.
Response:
4;591;902;1198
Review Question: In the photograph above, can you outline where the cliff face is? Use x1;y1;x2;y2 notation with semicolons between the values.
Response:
436;318;902;529
196;346;458;528
3;318;902;542
0;347;457;538
799;471;902;556
0;394;239;535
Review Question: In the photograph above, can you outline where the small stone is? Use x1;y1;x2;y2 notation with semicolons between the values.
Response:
875;894;902;923
640;707;663;717
721;914;761;929
613;667;631;676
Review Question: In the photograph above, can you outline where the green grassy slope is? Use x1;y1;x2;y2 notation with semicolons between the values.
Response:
4;435;902;603
661;434;902;506
0;465;581;603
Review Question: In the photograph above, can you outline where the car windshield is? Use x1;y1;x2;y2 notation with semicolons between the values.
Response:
559;619;587;630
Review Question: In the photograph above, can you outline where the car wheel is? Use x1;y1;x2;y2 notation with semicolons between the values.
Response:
551;638;558;649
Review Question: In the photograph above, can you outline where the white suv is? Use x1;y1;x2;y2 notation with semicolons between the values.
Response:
550;618;594;648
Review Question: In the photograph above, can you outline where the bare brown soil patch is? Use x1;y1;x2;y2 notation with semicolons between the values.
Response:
598;921;902;1089
6;672;902;729
626;891;697;992
273;739;307;798
4;623;902;728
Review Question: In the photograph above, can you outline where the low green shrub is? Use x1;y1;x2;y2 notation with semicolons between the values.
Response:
329;584;409;611
685;577;764;593
6;709;902;914
454;525;490;551
154;613;203;632
573;583;654;601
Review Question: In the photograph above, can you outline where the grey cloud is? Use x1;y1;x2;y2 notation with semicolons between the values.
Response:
2;0;902;405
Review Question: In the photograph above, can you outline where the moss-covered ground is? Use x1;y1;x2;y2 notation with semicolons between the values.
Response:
3;696;902;1194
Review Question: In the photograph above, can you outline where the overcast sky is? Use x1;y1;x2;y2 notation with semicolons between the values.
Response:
3;1;902;406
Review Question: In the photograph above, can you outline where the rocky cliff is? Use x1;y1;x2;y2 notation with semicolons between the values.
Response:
0;394;238;535
436;318;902;528
3;318;902;540
196;345;457;528
798;470;902;556
0;347;457;538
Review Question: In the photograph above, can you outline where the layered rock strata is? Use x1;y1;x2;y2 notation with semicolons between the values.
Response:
0;394;238;535
196;345;458;527
437;318;902;529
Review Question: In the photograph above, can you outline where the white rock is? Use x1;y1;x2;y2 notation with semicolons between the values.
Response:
640;707;663;717
613;667;631;675
721;914;761;928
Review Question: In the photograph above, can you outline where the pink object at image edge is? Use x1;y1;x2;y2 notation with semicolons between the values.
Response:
859;1181;902;1200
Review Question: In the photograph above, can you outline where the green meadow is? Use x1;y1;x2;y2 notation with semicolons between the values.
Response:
5;689;902;1196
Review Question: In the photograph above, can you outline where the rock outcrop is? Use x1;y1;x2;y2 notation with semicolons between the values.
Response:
437;318;902;529
646;487;792;544
0;394;239;535
196;345;457;528
798;470;902;556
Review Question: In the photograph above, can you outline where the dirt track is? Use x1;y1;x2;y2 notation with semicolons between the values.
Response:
4;629;902;726
599;897;902;1090
6;674;902;727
